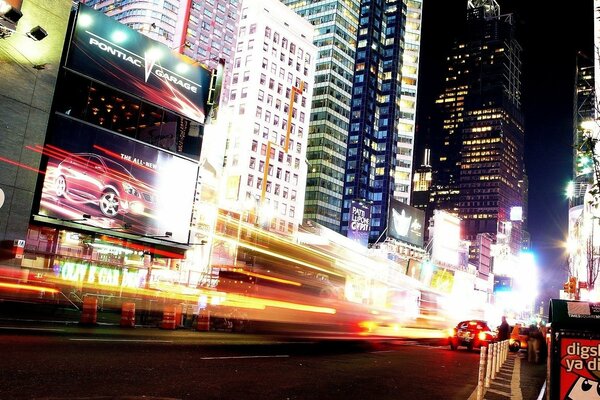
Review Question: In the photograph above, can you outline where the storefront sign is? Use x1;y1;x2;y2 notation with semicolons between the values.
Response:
58;261;146;289
560;337;600;399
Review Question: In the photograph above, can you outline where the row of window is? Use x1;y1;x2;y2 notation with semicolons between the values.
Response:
243;182;296;219
249;140;302;174
241;193;295;234
248;157;300;182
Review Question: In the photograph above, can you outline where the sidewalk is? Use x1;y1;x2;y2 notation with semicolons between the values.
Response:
469;350;547;400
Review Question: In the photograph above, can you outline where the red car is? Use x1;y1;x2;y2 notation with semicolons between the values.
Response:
54;153;155;218
448;320;497;350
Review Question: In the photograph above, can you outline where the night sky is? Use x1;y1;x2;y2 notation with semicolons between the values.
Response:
416;0;594;303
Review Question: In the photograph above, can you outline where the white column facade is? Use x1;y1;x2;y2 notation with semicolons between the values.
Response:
222;0;316;234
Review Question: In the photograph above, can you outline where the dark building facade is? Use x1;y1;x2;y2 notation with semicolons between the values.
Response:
427;1;526;256
340;0;408;243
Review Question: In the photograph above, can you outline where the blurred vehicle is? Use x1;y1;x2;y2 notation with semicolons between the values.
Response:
448;320;497;350
509;324;530;352
54;153;155;218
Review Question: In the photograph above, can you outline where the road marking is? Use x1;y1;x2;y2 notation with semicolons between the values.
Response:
0;326;65;332
536;380;546;400
200;355;289;360
69;338;173;343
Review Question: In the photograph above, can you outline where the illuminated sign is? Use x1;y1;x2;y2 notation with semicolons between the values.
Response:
37;116;198;244
66;4;212;123
347;200;370;247
510;206;523;221
559;337;600;399
430;210;460;266
58;261;147;288
387;198;425;247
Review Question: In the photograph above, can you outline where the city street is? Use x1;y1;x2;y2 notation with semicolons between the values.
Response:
0;324;484;399
0;320;549;400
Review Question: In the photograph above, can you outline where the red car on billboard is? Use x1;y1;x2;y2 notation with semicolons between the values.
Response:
54;153;155;218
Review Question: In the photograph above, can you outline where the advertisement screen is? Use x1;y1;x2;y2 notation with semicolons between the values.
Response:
66;4;212;123
37;116;198;244
347;200;370;247
387;198;425;247
559;337;600;399
431;210;461;266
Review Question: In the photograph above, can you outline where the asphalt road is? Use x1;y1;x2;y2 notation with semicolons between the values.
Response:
0;325;481;400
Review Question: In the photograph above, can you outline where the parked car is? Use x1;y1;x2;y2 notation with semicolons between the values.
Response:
54;153;155;218
509;324;530;352
448;320;497;350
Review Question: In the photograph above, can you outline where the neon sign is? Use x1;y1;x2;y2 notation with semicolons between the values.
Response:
59;261;146;289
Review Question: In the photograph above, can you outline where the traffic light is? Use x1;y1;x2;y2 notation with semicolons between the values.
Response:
563;277;578;297
569;276;577;294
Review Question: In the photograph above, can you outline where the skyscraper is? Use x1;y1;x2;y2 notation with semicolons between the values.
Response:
427;0;526;257
340;0;423;244
281;0;360;232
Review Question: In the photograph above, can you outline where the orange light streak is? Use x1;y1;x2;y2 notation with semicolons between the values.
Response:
231;268;302;287
0;282;59;294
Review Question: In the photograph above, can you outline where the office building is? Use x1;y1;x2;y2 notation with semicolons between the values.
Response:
221;0;316;234
281;0;360;232
428;0;526;256
340;0;423;244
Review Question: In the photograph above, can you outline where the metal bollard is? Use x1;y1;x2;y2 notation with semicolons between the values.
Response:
495;342;501;374
491;343;497;380
477;346;487;400
485;342;493;388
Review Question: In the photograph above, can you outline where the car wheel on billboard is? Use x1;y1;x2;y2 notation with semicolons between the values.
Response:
55;176;67;197
99;190;119;217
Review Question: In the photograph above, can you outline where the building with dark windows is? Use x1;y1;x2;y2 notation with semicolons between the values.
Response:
340;0;423;245
425;0;526;258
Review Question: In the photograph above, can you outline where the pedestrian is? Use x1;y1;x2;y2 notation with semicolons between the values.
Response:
528;325;542;363
497;316;510;341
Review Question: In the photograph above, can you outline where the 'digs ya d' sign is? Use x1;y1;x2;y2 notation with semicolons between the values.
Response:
560;339;600;399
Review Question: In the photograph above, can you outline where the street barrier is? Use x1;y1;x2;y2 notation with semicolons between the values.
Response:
120;302;136;328
197;309;210;331
79;296;98;325
477;340;509;400
161;305;177;330
175;304;184;328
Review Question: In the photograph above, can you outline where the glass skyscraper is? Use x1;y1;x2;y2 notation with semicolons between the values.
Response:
281;0;360;232
340;0;423;243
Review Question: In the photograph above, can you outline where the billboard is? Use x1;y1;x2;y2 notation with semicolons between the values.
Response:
559;336;600;399
387;198;425;247
430;210;461;266
347;200;370;247
36;116;198;244
66;4;212;123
